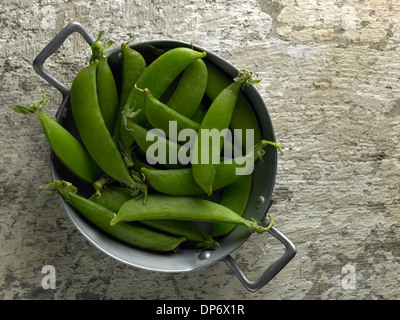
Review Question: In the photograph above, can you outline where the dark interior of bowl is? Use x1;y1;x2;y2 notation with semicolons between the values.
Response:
51;40;277;272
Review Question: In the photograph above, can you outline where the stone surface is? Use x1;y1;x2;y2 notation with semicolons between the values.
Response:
1;0;399;300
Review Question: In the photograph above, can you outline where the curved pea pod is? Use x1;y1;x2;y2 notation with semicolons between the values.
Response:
205;62;262;151
91;32;119;133
166;58;208;118
110;194;274;235
190;101;207;123
41;181;186;252
125;120;189;169
96;54;119;132
141;139;280;196
211;174;252;237
114;43;147;149
70;61;136;187
119;43;147;108
89;187;218;248
142;88;200;138
191;70;254;196
12;94;101;183
120;47;207;153
142;163;241;196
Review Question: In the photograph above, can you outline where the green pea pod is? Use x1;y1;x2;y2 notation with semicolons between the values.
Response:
166;58;208;118
141;139;278;196
125;120;188;169
191;70;253;196
119;43;147;108
113;43;147;150
12;94;101;183
211;174;252;237
120;47;207;153
190;101;207;123
158;76;180;104
142;88;200;137
89;187;218;248
110;194;274;235
205;62;262;151
70;60;136;187
41;181;185;252
141;166;238;196
89;30;119;133
96;55;119;132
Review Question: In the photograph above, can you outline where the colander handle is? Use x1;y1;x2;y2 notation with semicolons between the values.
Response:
223;213;296;292
32;21;95;100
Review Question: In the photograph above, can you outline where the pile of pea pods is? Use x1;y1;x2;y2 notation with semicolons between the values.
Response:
14;31;282;252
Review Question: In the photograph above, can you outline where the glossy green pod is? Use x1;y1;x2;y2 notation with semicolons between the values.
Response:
89;187;218;247
39;110;102;183
12;94;101;183
120;47;207;153
191;71;253;196
70;61;135;187
143;88;200;137
125;120;188;169
90;30;119;133
111;194;274;234
166;58;208;118
41;181;186;252
211;174;252;237
141;139;279;196
96;51;119;132
114;43;147;149
205;62;262;151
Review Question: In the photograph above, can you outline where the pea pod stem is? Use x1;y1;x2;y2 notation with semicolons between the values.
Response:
12;92;50;114
90;30;104;63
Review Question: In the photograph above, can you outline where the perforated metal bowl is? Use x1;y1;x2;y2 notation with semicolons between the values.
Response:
33;21;296;292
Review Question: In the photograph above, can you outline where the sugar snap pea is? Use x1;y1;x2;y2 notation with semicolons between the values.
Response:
119;42;147;109
190;101;207;123
141;87;200;137
205;62;262;151
125;120;188;169
166;58;208;118
110;194;274;234
191;70;254;196
70;60;136;187
211;174;252;237
119;47;207;153
90;30;119;133
41;181;186;252
89;187;218;248
12;93;101;183
141;140;279;195
114;42;147;157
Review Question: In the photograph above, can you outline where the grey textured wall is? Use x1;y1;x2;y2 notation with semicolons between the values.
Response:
1;0;399;300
